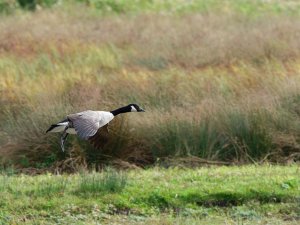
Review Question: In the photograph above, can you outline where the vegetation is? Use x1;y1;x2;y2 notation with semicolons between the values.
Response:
1;0;300;15
0;165;298;224
0;1;300;170
0;1;299;224
76;168;127;194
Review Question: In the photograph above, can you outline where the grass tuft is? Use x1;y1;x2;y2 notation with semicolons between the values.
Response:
76;168;127;195
25;175;68;197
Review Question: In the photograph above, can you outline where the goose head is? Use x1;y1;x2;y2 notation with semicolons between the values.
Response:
128;103;145;112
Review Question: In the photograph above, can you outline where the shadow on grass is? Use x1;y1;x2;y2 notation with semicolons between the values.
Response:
180;191;290;207
135;190;295;212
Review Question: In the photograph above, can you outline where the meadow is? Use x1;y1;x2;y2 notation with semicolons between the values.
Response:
0;165;299;224
1;0;300;169
0;1;300;223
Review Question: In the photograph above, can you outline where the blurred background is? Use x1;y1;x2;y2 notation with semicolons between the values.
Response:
1;0;300;172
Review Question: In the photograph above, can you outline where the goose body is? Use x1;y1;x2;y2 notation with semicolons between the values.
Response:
46;104;144;151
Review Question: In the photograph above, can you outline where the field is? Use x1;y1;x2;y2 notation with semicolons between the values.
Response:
0;165;298;224
0;0;300;224
1;1;300;168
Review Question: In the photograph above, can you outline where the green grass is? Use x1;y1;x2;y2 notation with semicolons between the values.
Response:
76;168;127;194
2;0;300;16
0;165;299;224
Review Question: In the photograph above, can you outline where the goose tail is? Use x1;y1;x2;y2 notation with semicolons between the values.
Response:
46;119;69;133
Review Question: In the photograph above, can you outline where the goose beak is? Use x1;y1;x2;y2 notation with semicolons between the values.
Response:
138;108;145;112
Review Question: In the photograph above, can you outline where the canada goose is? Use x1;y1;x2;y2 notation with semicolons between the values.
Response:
46;104;145;152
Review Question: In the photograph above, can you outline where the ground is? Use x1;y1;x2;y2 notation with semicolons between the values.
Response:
0;165;299;224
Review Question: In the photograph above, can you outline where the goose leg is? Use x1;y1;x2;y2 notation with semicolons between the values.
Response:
60;126;69;152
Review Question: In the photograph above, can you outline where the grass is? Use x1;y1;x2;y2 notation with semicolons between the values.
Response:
0;165;298;224
2;0;300;16
76;168;127;194
0;1;300;169
1;2;299;224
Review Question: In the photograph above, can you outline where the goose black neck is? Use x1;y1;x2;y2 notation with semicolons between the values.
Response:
110;106;130;116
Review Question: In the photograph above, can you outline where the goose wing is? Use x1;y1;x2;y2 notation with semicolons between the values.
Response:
67;111;101;140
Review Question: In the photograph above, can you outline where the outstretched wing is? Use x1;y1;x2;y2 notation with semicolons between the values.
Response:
88;124;110;149
67;111;100;140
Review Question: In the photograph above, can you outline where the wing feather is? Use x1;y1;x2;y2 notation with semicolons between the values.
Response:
67;111;100;140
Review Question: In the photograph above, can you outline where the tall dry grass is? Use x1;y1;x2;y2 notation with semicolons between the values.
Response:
1;9;300;67
1;7;300;170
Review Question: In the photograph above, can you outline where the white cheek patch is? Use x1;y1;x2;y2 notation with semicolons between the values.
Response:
131;106;137;112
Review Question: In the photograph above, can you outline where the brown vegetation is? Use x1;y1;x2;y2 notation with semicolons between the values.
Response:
1;7;300;171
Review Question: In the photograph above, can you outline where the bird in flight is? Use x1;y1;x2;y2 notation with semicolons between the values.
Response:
46;104;145;152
